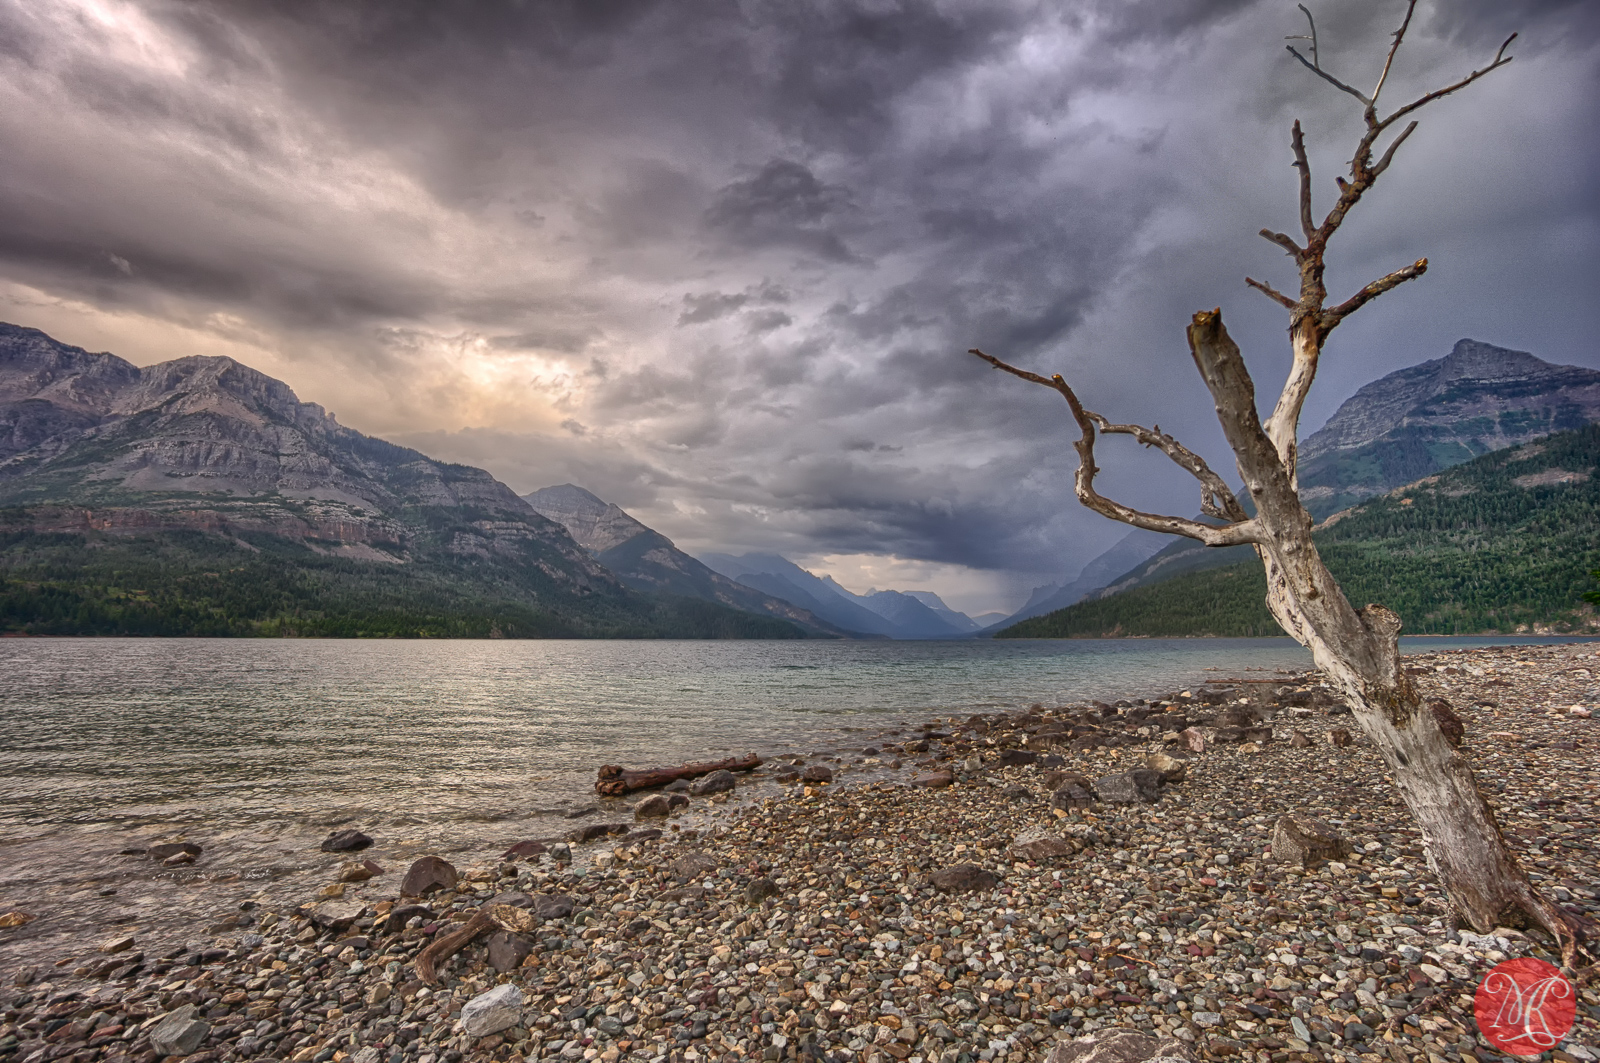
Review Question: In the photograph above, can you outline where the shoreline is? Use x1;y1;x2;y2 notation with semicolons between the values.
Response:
0;642;1595;1063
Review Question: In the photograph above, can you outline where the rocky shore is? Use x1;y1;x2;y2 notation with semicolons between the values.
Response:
2;641;1597;1063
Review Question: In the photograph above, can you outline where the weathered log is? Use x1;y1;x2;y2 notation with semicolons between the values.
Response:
595;754;762;795
415;904;536;984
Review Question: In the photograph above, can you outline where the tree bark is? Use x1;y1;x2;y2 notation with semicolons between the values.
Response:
1189;314;1585;963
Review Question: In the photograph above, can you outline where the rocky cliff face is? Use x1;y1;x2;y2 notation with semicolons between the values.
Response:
1297;338;1600;514
0;322;657;617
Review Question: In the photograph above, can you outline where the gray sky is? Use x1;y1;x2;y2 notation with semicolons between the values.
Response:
2;0;1596;614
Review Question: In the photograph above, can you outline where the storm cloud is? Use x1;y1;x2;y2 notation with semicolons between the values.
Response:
0;0;1595;613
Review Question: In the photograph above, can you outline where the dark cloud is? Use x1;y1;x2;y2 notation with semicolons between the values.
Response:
0;0;1596;612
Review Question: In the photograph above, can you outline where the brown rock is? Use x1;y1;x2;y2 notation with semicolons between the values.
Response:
1010;828;1074;861
0;911;33;929
486;930;533;973
800;764;834;784
502;840;548;861
400;856;459;897
912;769;954;788
1144;753;1186;783
1329;728;1353;748
1270;814;1351;868
1429;698;1464;746
1180;727;1205;753
309;900;365;931
929;863;999;892
338;860;382;883
633;794;674;819
318;829;372;853
669;852;719;879
532;894;575;919
1289;730;1312;748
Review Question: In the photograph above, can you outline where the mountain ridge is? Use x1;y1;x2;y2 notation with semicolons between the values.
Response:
0;322;809;638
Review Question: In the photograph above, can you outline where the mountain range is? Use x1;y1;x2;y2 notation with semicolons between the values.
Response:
985;338;1600;629
1000;420;1600;637
699;552;992;638
0;323;805;638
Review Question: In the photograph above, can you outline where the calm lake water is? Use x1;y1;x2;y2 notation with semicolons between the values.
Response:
0;634;1580;964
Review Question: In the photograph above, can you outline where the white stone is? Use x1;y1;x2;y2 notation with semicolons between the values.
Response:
460;982;524;1038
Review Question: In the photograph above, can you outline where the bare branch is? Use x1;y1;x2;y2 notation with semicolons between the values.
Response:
969;349;1262;546
1371;0;1419;107
1088;414;1249;522
1258;228;1304;259
1368;120;1418;179
1378;47;1514;132
1286;45;1369;105
1320;258;1428;336
1291;121;1314;240
1285;4;1319;69
1245;276;1295;309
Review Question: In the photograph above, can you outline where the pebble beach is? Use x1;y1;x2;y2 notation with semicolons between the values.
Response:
2;641;1598;1063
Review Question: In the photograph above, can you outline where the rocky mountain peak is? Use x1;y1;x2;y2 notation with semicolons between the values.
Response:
1297;337;1600;514
1436;338;1548;383
523;484;650;554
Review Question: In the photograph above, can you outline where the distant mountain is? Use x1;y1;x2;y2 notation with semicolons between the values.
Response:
1023;338;1600;611
699;552;976;638
987;527;1174;630
523;485;845;636
0;323;806;638
859;589;969;638
1000;422;1600;638
903;590;981;632
1298;339;1600;515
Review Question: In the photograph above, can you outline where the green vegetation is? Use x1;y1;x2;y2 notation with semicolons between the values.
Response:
0;528;808;639
1000;423;1600;638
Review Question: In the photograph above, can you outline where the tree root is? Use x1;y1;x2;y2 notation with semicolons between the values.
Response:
414;904;539;984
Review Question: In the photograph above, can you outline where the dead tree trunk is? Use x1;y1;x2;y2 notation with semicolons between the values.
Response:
972;3;1592;968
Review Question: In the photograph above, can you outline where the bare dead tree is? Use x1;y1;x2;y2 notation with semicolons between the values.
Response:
972;2;1595;969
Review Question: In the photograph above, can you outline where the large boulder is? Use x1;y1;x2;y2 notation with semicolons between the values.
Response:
1270;814;1351;868
400;856;458;897
1044;1027;1196;1062
929;864;999;892
487;931;533;973
1010;827;1074;861
149;1005;210;1057
690;769;738;795
532;893;575;920
309;900;365;931
634;794;674;819
669;852;719;879
1094;769;1163;805
1144;753;1187;783
319;829;372;853
461;983;524;1038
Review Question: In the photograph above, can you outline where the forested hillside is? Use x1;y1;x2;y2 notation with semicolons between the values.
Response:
1000;423;1600;638
0;525;806;638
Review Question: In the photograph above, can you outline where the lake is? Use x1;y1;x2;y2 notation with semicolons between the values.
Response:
0;634;1581;963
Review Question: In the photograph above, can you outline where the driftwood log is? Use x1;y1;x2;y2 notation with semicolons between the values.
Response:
414;904;537;984
595;754;762;796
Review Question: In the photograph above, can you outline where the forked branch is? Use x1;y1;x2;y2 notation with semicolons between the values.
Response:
970;349;1260;545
